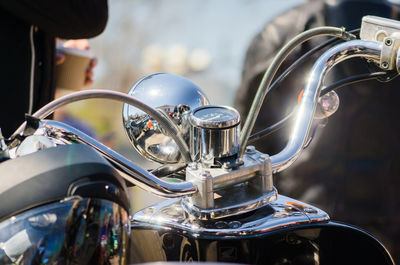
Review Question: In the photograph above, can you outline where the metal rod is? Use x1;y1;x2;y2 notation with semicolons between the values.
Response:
12;89;191;163
239;27;356;157
270;40;382;173
40;120;197;198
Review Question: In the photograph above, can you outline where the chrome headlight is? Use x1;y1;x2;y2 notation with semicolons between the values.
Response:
0;197;129;264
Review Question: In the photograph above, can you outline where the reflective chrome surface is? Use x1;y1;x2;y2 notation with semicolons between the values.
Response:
14;89;192;163
270;40;382;173
190;125;240;163
189;105;240;163
39;120;197;198
183;149;274;219
122;73;209;164
132;194;329;237
0;197;129;264
189;105;240;129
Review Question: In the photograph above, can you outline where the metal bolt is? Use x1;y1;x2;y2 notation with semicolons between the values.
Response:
385;38;393;46
245;145;256;153
188;162;198;170
381;61;389;69
222;162;231;169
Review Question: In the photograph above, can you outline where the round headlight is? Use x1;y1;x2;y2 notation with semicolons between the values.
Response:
0;197;129;264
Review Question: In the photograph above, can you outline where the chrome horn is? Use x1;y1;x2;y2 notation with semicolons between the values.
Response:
122;73;209;164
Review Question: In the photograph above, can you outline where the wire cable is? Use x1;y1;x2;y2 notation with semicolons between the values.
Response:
249;70;392;144
239;26;356;157
321;71;392;95
248;107;297;144
268;29;360;98
11;89;192;163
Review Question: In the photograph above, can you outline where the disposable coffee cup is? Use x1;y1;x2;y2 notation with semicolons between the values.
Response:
55;45;94;91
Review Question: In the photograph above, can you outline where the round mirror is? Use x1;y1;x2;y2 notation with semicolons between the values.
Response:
122;73;209;164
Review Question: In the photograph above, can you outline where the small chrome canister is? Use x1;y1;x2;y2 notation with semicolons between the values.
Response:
189;105;240;164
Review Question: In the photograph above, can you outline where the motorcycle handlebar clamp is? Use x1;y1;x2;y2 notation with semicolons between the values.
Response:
182;147;276;220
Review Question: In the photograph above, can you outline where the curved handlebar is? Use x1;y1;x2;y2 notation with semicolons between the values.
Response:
12;90;192;163
41;120;197;197
270;40;382;173
14;40;385;198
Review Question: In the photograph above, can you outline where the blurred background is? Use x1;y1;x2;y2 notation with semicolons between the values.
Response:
58;0;304;168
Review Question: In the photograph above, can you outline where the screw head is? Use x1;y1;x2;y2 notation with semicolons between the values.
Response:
245;146;256;153
385;38;393;46
381;61;389;69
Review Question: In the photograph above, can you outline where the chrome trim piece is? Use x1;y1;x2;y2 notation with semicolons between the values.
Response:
39;120;197;198
182;188;277;220
190;125;240;163
270;40;382;173
189;105;240;162
131;195;329;238
189;105;240;129
183;149;274;219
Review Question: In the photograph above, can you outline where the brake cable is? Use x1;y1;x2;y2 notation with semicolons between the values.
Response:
249;70;396;143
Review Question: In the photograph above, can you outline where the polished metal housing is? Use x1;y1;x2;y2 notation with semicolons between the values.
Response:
122;73;209;164
183;148;274;219
189;105;240;129
189;105;240;163
360;15;400;42
132;194;329;237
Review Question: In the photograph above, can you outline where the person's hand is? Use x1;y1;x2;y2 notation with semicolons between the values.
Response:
56;39;97;87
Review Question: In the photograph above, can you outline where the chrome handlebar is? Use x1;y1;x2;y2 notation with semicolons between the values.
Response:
270;40;382;173
26;39;389;198
40;120;197;198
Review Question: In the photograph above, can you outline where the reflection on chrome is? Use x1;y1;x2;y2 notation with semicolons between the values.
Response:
270;40;382;173
132;195;329;237
40;120;198;198
0;198;129;264
122;73;210;164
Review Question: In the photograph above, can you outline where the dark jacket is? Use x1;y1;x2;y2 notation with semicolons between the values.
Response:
234;1;400;261
0;0;108;137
